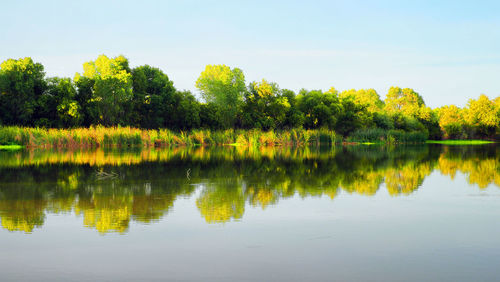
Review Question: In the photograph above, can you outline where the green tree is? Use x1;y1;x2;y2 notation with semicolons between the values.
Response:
35;77;81;127
297;88;341;129
171;90;201;130
281;89;304;128
336;95;372;136
131;65;176;128
196;64;246;128
74;55;132;126
241;79;291;130
391;113;424;132
0;57;46;126
495;97;500;138
74;76;97;126
372;112;394;130
200;102;225;130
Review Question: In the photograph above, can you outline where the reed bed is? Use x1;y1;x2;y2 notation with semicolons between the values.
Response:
347;128;428;144
0;126;343;148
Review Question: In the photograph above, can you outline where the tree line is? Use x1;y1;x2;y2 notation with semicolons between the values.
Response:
0;55;499;139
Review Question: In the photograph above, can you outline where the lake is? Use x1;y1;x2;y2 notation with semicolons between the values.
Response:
0;145;499;281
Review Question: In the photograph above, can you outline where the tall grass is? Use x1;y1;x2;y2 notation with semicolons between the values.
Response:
348;128;428;144
0;126;429;148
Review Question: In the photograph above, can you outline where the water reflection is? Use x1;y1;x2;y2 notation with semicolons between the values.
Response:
0;145;498;233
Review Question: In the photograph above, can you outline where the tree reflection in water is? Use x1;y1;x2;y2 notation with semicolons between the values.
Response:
0;145;498;233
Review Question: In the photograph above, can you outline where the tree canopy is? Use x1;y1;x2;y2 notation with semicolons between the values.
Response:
0;56;498;140
75;55;133;126
0;57;46;126
196;64;246;127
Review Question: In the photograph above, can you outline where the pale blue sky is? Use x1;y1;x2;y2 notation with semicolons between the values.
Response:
1;0;499;107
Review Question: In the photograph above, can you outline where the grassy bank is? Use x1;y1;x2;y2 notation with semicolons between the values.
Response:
0;126;344;148
3;126;494;149
426;140;495;145
0;144;23;150
346;128;429;144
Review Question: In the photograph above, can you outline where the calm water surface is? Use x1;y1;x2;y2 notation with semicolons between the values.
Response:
0;145;499;281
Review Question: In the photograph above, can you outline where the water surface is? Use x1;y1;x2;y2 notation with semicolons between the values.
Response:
0;145;499;281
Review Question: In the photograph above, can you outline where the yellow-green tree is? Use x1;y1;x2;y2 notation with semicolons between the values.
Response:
340;88;384;113
74;55;132;126
384;86;440;137
463;94;499;137
437;105;464;138
384;87;431;121
196;64;246;128
337;88;375;135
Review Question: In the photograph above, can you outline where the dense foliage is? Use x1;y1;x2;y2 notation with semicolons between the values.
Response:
0;56;499;140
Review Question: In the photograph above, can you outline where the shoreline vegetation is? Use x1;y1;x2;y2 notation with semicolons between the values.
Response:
0;56;499;144
0;126;495;149
0;126;399;148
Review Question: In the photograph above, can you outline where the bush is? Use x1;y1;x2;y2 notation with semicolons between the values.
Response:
348;128;428;143
348;128;387;142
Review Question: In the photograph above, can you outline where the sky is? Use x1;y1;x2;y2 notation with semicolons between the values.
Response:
1;0;499;108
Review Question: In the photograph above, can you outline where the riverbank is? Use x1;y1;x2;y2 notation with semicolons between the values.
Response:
0;126;340;148
0;126;494;149
0;144;23;150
